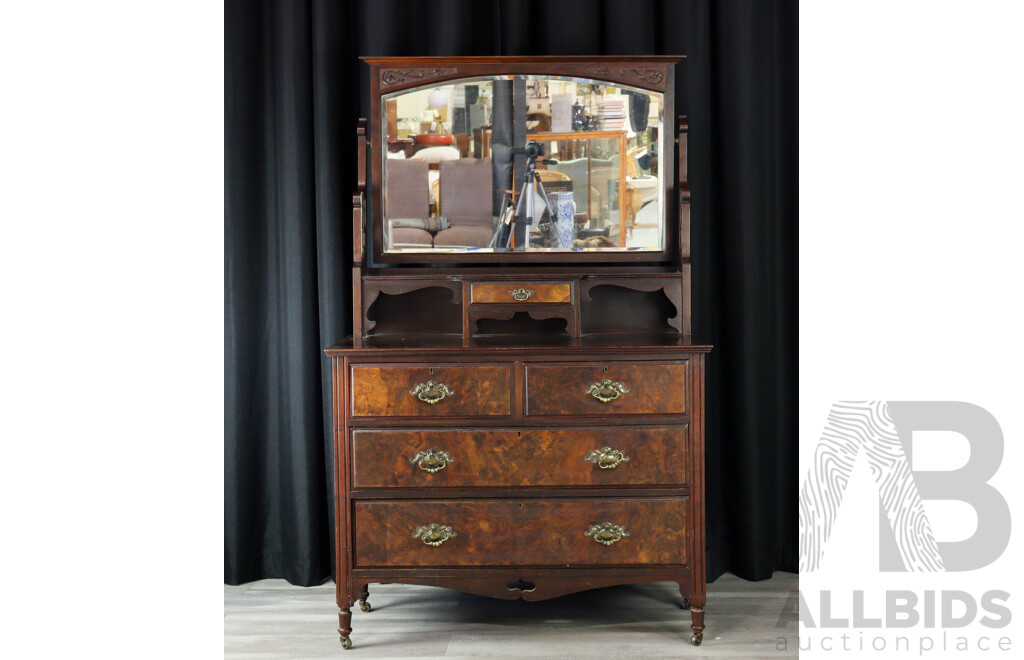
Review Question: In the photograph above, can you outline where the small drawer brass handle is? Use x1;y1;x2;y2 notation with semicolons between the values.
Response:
413;523;456;547
585;522;630;546
585;379;630;403
584;447;630;470
509;287;534;301
409;380;454;405
410;448;453;473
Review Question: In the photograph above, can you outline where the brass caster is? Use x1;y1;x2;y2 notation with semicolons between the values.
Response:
340;635;352;650
690;632;703;646
359;600;371;613
682;597;690;609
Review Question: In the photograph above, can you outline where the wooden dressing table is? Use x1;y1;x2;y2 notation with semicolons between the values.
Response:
326;56;709;649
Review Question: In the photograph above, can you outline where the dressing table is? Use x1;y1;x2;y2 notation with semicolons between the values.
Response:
325;56;710;649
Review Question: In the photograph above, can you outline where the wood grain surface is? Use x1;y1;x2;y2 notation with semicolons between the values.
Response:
354;498;688;568
351;426;688;488
525;362;688;416
470;283;572;304
350;364;512;417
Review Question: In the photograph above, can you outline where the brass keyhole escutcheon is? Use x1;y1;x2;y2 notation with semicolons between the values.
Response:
584;447;630;470
584;522;630;546
409;380;454;405
509;288;534;301
409;448;453;473
585;379;630;403
412;523;456;547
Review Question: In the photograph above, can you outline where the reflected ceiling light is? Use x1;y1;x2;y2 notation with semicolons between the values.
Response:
427;88;448;110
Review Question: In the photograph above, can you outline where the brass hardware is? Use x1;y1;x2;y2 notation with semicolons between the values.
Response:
509;287;534;301
409;380;453;404
584;447;630;469
585;379;630;403
412;523;456;547
584;522;630;546
409;448;453;473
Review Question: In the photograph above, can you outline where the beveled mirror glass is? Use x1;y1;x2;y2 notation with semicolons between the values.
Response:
381;75;664;253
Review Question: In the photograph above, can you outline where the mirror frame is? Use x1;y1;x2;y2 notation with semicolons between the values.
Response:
363;56;681;265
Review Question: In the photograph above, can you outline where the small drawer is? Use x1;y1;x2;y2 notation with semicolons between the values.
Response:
351;426;688;489
353;498;688;567
525;362;687;417
470;282;572;304
350;363;512;417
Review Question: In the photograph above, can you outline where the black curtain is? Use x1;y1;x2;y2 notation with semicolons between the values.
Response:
225;0;798;586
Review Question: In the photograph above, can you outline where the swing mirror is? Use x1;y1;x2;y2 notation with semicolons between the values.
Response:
379;74;666;255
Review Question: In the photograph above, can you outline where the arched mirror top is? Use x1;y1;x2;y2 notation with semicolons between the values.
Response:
363;56;682;264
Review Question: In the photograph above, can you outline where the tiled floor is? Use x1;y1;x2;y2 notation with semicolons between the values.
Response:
225;572;798;658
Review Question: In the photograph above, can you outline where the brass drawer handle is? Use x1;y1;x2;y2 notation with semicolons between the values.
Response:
509;287;534;301
409;380;454;405
585;379;630;403
584;447;630;469
584;522;630;546
410;448;453;473
413;523;456;547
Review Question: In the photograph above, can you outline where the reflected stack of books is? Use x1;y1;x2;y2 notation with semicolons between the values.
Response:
597;98;627;130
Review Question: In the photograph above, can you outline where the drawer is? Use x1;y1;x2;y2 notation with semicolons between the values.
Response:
354;498;688;567
525;362;687;417
350;364;512;417
351;426;688;488
469;282;572;304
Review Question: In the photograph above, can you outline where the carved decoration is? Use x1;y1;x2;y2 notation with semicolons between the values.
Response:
381;67;458;88
580;278;683;333
586;66;666;90
467;305;577;338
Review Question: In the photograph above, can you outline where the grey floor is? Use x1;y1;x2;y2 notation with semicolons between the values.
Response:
225;572;798;659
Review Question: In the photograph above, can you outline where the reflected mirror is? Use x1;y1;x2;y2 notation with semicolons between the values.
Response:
382;75;664;253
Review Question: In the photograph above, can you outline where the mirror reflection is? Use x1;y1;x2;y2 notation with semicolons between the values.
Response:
382;75;664;253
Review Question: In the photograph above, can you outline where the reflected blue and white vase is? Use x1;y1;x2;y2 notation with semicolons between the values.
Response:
549;191;576;248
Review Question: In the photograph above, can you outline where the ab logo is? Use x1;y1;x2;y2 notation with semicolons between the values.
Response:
800;401;1010;572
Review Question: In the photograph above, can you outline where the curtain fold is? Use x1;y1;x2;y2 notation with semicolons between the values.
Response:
225;0;798;586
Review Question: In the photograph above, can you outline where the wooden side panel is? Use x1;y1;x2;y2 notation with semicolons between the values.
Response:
525;362;687;416
351;426;689;488
351;364;512;417
353;498;688;567
470;283;572;304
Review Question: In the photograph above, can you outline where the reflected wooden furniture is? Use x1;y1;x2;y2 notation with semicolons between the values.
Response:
328;56;707;652
530;130;629;246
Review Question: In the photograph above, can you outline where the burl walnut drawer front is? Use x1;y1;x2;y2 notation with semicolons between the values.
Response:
469;282;572;304
350;364;511;417
351;427;688;488
524;363;688;417
354;499;688;567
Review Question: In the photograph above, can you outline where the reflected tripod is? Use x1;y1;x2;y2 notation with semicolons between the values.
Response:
490;143;557;249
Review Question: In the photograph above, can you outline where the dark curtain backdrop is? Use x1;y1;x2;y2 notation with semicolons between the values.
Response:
226;0;797;586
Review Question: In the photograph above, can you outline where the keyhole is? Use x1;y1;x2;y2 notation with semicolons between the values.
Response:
429;368;434;375
517;431;522;438
518;502;523;508
603;366;609;373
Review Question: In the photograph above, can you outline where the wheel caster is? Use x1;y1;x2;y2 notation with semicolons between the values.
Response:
340;635;352;650
690;632;703;646
359;599;371;613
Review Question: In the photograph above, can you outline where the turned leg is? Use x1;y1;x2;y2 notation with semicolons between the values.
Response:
338;607;353;650
359;585;371;612
689;606;705;646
